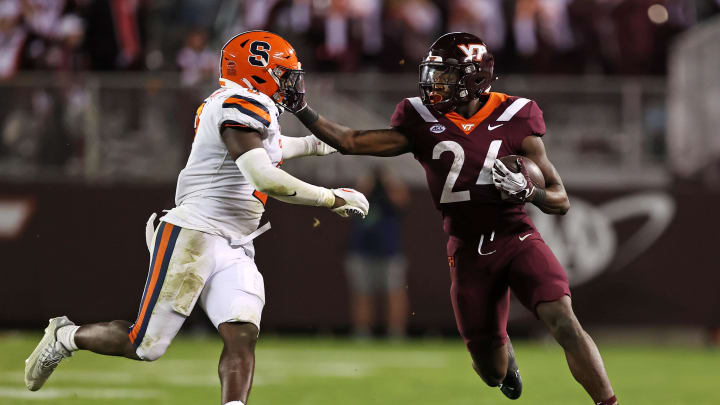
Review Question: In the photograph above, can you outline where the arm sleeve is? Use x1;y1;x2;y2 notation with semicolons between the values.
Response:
236;148;335;207
280;135;315;159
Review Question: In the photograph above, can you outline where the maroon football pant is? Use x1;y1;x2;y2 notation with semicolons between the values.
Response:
447;231;570;350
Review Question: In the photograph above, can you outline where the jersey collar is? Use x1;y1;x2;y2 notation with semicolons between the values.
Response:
444;92;508;135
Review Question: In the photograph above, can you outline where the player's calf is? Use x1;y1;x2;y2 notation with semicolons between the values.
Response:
218;322;259;405
74;320;141;360
468;338;508;387
537;297;585;350
472;360;505;387
537;297;616;404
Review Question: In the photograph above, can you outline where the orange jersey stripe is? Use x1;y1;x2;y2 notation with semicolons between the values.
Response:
445;92;508;134
252;190;269;205
224;97;272;125
129;223;175;343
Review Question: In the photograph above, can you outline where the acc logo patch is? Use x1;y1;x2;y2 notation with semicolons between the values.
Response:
430;124;446;133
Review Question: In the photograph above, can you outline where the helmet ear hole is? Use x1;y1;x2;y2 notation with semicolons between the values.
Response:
251;75;266;84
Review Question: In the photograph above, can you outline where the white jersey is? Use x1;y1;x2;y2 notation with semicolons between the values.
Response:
161;81;283;240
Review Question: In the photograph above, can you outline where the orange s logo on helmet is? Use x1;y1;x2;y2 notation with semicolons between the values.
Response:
219;30;303;106
248;41;270;67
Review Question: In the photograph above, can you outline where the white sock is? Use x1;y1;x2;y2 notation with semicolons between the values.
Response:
56;325;80;351
224;401;244;405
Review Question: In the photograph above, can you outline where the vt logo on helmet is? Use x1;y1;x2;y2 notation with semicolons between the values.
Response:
419;32;496;114
220;31;306;111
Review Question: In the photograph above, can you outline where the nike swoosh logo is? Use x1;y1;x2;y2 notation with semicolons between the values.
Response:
284;192;297;197
488;123;504;131
519;233;532;241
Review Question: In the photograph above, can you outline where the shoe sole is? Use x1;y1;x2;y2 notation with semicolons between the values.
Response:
24;317;71;391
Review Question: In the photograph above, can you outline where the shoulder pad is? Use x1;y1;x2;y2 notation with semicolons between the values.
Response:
222;93;272;128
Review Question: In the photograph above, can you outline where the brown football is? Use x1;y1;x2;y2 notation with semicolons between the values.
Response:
498;155;545;188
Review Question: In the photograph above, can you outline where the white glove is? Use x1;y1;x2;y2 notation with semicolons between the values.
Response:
331;188;369;218
309;135;337;156
492;159;535;201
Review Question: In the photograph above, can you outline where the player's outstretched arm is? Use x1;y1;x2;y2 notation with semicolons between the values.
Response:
521;135;570;215
293;104;411;157
222;126;369;217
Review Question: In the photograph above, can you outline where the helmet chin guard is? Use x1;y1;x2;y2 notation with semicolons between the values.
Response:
419;32;495;114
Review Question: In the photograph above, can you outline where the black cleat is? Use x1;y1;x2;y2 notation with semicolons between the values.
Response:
499;342;522;399
499;368;522;399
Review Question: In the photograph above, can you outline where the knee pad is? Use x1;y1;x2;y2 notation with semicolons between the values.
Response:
135;337;171;361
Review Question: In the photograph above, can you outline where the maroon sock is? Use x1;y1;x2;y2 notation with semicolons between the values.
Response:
596;395;617;405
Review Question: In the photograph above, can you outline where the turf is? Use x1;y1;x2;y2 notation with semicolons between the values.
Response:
0;332;717;405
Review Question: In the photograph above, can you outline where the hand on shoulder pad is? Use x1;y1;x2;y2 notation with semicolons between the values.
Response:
331;188;369;218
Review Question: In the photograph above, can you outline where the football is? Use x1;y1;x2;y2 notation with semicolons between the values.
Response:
498;155;546;188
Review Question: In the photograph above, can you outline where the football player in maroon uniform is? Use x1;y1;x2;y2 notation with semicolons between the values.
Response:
286;32;618;405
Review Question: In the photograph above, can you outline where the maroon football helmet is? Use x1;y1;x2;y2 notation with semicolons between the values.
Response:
419;32;495;114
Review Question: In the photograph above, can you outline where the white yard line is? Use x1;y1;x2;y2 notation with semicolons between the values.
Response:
0;386;163;400
0;370;215;387
0;348;448;393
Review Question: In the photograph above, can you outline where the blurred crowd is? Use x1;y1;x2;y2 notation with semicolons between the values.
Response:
249;0;718;75
1;0;719;82
0;0;719;180
0;0;147;78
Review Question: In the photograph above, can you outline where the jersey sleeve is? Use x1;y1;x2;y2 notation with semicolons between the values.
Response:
508;99;546;152
390;99;409;129
219;93;273;136
526;100;546;136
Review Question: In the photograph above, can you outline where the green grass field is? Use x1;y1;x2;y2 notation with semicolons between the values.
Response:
0;332;717;405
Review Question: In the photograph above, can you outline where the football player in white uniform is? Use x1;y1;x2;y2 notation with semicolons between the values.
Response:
24;31;369;405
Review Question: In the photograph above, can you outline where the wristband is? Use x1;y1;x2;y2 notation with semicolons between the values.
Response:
296;104;319;126
532;187;546;205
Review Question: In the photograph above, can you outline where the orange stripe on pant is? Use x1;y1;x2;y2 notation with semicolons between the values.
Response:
129;223;175;344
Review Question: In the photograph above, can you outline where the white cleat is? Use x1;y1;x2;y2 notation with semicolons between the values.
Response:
24;316;74;391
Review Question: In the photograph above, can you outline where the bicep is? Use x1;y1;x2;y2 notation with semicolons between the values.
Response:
520;135;564;188
349;128;411;157
221;126;264;160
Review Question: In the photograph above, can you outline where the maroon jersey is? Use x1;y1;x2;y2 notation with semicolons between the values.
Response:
391;92;546;238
